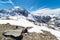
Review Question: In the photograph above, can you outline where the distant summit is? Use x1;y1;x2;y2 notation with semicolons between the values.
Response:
0;6;29;19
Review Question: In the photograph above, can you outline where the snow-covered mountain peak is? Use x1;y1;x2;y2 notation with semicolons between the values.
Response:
0;6;29;19
11;6;25;11
14;6;20;8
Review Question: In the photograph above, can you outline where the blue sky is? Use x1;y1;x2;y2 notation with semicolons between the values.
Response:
0;0;60;11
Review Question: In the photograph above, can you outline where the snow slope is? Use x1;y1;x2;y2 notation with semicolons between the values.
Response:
0;19;34;27
0;18;60;40
28;25;60;40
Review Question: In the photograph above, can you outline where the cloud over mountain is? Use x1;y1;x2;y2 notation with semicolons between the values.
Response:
31;8;60;16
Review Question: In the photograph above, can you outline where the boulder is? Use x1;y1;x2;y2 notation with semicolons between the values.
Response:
3;29;23;37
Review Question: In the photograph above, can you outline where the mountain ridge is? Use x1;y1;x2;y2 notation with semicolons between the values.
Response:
0;6;29;19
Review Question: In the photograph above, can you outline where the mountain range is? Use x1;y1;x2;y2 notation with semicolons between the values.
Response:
0;6;60;40
0;6;60;26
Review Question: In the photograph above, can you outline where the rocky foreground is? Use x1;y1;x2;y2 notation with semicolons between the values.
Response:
0;23;58;40
22;31;57;40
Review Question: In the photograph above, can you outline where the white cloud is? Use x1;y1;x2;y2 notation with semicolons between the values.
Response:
0;0;14;6
30;6;34;10
31;8;60;16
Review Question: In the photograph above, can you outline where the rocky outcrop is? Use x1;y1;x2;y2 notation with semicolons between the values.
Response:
2;30;58;40
0;23;58;40
22;30;58;40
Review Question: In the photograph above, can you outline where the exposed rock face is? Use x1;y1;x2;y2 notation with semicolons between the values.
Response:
3;29;23;37
22;31;58;40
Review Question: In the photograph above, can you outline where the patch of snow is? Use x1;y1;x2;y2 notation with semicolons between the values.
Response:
9;15;26;20
28;25;60;40
28;26;49;33
27;14;35;21
14;6;24;11
0;19;34;27
28;25;43;33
